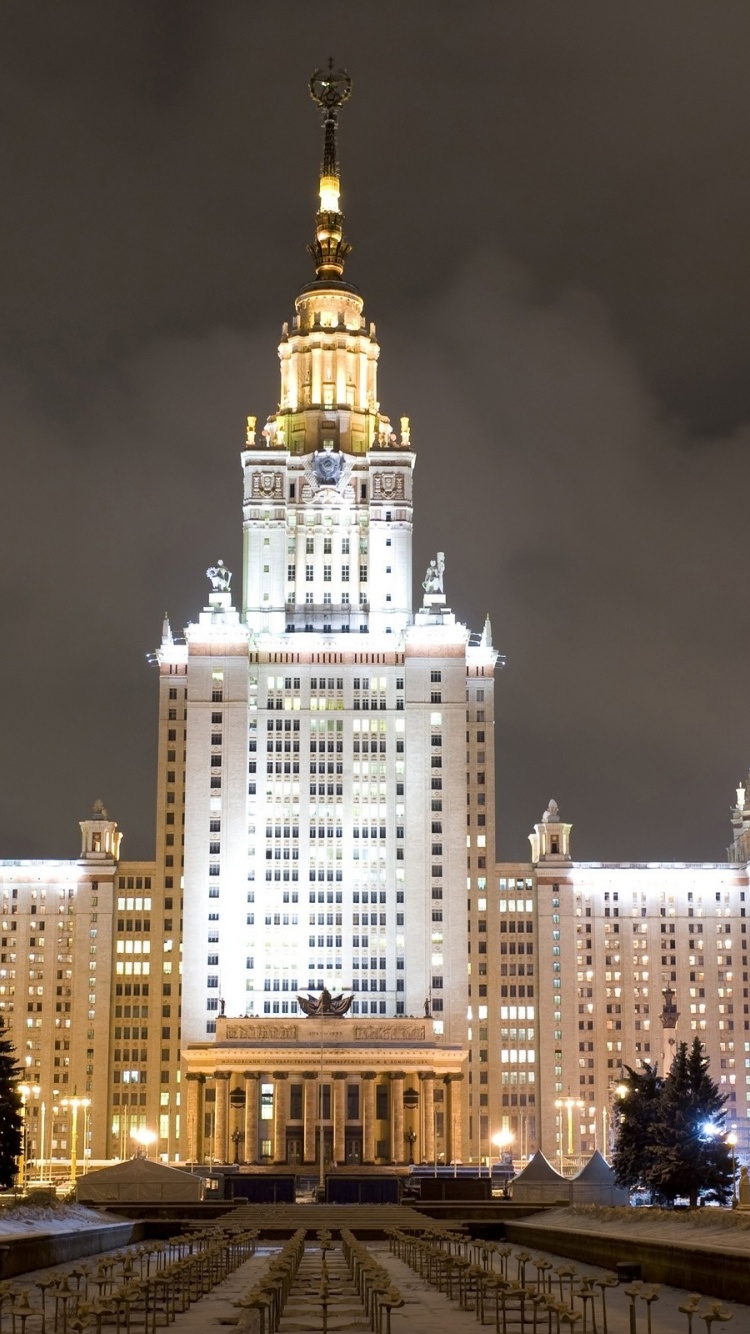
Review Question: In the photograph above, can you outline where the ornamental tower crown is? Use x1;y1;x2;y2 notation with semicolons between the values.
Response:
241;63;415;635
247;60;408;459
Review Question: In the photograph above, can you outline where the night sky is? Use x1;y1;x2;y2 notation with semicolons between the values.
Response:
2;3;750;865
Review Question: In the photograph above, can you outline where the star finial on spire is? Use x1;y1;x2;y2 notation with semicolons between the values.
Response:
308;59;352;283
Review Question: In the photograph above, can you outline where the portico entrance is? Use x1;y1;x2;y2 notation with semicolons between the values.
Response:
183;1013;466;1166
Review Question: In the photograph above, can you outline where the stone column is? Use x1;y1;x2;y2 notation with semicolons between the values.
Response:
302;1073;318;1164
273;1072;289;1164
333;1073;347;1165
243;1072;260;1165
390;1071;406;1164
213;1072;230;1164
420;1071;435;1164
446;1074;464;1163
185;1073;205;1163
362;1073;377;1164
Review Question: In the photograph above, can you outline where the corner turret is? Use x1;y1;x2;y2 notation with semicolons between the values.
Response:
529;799;572;865
78;799;122;864
729;773;750;864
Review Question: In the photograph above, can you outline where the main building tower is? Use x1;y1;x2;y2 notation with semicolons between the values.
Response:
158;66;499;1161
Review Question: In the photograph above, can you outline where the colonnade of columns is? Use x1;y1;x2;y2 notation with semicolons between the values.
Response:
185;1068;464;1166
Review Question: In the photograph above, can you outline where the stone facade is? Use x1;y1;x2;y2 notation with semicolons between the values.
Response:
182;1015;465;1167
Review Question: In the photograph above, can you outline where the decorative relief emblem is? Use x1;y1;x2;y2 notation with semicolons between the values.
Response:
224;1022;298;1041
353;1023;426;1042
303;451;353;498
372;472;404;500
313;450;344;487
250;470;283;499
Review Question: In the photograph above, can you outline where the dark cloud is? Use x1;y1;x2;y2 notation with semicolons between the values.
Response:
0;3;749;861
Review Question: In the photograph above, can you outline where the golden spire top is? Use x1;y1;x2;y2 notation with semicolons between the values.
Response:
308;59;352;283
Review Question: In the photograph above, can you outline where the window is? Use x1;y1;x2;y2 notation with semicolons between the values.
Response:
341;564;349;582
305;565;314;582
374;1083;389;1120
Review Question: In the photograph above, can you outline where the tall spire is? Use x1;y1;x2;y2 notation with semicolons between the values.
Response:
308;59;352;283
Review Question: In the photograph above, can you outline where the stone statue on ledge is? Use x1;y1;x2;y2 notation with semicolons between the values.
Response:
297;988;353;1018
207;560;232;592
422;552;445;596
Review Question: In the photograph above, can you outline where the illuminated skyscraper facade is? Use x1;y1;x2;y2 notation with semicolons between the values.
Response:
167;66;498;1058
0;67;749;1175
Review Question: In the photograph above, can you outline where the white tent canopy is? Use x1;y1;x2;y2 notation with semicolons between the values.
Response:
570;1150;629;1205
76;1158;204;1204
512;1152;570;1204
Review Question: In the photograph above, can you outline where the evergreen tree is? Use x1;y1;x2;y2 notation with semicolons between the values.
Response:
0;1020;22;1189
650;1038;733;1207
611;1062;664;1194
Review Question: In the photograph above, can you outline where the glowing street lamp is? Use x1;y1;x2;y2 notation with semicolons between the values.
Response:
61;1092;91;1183
131;1127;157;1159
492;1128;515;1181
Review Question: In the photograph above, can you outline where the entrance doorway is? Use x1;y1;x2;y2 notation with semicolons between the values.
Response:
345;1134;362;1165
286;1136;303;1166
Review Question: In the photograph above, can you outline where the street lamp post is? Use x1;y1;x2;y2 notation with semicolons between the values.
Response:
83;1101;91;1175
17;1084;39;1190
39;1101;46;1183
727;1130;738;1207
492;1128;515;1191
61;1092;91;1183
554;1095;584;1169
611;1082;629;1161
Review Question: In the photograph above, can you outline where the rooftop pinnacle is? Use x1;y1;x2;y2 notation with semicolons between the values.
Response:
308;59;352;283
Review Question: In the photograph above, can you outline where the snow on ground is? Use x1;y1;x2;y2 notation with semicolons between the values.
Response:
0;1203;121;1236
529;1204;750;1253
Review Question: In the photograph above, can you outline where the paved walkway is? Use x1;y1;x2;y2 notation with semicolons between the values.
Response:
153;1245;276;1333
225;1201;449;1233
